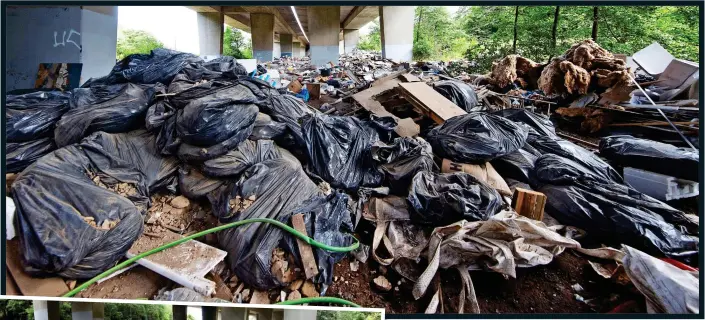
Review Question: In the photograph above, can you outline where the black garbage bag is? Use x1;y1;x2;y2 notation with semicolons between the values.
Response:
102;48;202;86
301;113;396;191
280;192;355;286
599;135;699;181
6;91;71;142
214;157;323;289
250;113;288;141
490;146;541;184
55;83;162;147
167;58;246;94
527;132;623;184
178;165;227;199
534;154;698;258
371;137;435;194
492;109;557;138
427;112;528;163
12;130;177;278
168;79;237;107
407;171;502;226
202;140;294;178
6;138;56;173
433;80;482;112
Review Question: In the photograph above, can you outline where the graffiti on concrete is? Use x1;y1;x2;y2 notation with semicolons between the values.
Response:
53;29;81;50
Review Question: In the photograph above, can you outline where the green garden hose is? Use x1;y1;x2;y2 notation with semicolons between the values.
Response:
277;297;362;308
63;218;359;298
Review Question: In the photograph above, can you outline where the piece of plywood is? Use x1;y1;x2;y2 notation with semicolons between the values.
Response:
306;83;321;100
5;239;69;296
352;76;419;137
398;82;467;124
127;230;227;297
511;188;546;221
291;214;319;280
399;73;421;82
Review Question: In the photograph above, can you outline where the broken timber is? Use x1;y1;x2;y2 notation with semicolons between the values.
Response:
352;75;420;137
512;188;547;221
397;82;467;124
291;214;319;280
126;230;227;297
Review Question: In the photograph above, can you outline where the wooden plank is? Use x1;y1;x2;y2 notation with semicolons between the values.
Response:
352;77;420;137
399;73;421;82
511;188;546;221
441;160;512;196
291;214;319;280
5;239;69;296
5;271;21;296
398;82;467;124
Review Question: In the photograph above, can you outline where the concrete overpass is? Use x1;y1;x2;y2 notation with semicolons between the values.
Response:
188;6;415;66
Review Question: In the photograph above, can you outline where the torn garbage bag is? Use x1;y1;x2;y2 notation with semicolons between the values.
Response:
214;157;323;289
301;113;396;191
599;135;699;181
371;137;435;194
202;140;294;178
6;91;70;142
6;138;56;173
427;112;528;163
11;130;178;279
280;192;356;286
534;153;698;258
408;171;502;226
432;80;482;112
55;83;162;147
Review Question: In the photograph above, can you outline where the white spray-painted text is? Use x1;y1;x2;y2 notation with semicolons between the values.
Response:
54;29;81;50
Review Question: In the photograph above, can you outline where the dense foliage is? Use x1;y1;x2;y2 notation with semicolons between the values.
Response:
0;300;171;320
223;26;253;59
116;29;165;60
318;310;383;320
357;18;382;52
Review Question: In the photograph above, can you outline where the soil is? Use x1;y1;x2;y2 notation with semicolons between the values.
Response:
78;266;172;299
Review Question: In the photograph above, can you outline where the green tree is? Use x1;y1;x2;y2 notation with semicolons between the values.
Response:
357;18;381;51
413;7;468;60
116;29;164;60
223;26;253;59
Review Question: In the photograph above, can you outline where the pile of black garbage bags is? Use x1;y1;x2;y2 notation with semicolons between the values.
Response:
6;48;698;298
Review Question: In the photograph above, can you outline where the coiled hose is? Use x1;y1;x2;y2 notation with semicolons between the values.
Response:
63;218;361;307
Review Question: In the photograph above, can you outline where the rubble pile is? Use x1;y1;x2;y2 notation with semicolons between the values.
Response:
4;39;700;315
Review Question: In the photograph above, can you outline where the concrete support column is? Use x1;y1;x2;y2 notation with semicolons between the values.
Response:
33;300;61;320
379;6;416;61
343;29;360;53
220;307;247;320
280;34;293;57
202;306;218;320
92;303;105;320
251;13;275;62
172;305;188;320
197;11;224;55
71;302;93;320
307;6;340;67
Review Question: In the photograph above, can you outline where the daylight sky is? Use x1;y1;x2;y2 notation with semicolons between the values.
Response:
118;6;461;54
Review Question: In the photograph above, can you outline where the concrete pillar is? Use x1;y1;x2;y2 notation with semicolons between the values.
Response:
221;307;247;320
251;13;275;62
92;303;105;320
197;12;224;55
71;302;93;320
33;300;61;320
379;6;416;62
173;305;188;320
339;39;344;54
81;7;119;84
202;306;218;320
280;34;293;57
343;29;360;53
307;6;340;67
283;309;317;320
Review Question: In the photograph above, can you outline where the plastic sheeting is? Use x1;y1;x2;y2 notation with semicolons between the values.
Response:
6;138;56;173
427;112;528;163
371;137;435;194
407;171;502;226
599;135;699;181
433;80;482;112
6;91;70;142
55;83;162;147
301;113;396;191
12;130;178;278
534;153;698;258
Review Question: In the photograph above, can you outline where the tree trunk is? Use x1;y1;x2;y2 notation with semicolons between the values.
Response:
415;8;422;44
592;7;599;41
549;6;560;61
513;6;519;54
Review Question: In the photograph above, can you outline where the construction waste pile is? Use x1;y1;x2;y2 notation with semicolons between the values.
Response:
5;41;699;314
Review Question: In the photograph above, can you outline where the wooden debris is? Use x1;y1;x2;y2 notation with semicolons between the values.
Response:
399;73;421;82
291;214;319;280
441;160;512;196
352;76;419;137
288;279;304;291
397;82;467;124
306;83;321;100
512;188;547;221
6;239;69;296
